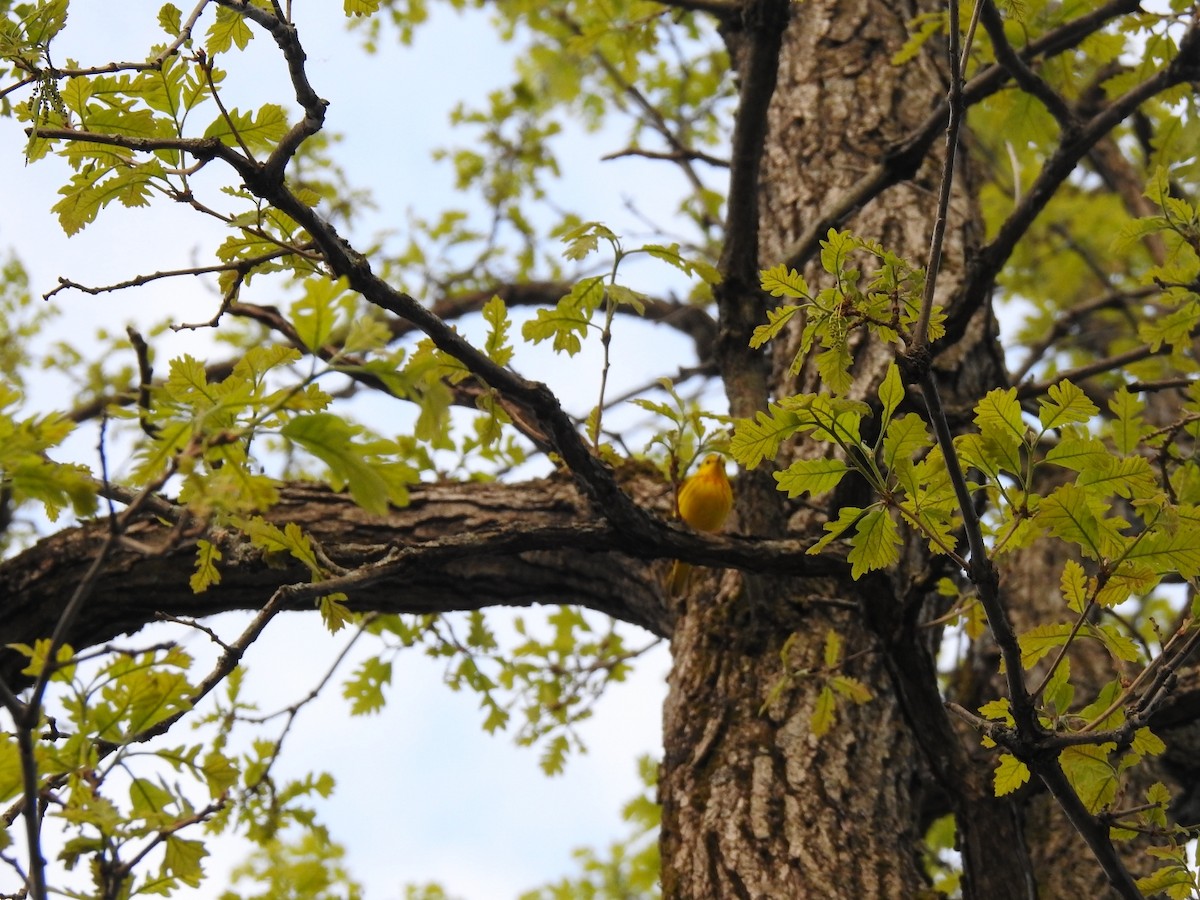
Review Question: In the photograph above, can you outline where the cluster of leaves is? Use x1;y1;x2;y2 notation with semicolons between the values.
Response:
761;629;873;738
1;632;360;898
0;641;229;896
522;220;720;455
750;231;940;394
218;828;364;900
344;607;653;777
633;376;731;496
360;0;729;296
0;384;95;528
736;187;1200;881
10;2;288;231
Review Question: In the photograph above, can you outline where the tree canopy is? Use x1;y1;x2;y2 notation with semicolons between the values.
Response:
3;0;1200;898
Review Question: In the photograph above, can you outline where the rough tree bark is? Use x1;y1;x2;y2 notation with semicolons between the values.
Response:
658;1;1030;896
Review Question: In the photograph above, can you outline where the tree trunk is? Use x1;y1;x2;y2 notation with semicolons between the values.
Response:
659;1;1031;897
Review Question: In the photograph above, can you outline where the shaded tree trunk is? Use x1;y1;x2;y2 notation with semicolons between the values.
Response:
659;1;1039;897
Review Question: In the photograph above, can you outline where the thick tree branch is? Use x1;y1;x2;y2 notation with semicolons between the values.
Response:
0;476;848;684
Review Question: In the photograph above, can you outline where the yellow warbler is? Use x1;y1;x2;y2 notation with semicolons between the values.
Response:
668;454;733;596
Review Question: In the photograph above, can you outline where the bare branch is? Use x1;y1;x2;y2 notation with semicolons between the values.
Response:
601;145;729;168
41;247;309;301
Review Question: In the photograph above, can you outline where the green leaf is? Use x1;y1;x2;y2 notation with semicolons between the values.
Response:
1094;562;1158;608
731;403;804;469
51;163;162;234
1112;215;1171;254
882;413;930;475
1093;624;1141;663
1079;681;1125;732
1109;389;1149;455
750;304;801;349
974;387;1026;449
345;0;382;15
1059;743;1118;814
808;505;866;556
319;592;356;633
1044;436;1111;473
1124;515;1200;577
1018;623;1072;670
892;11;946;65
823;629;842;668
206;5;253;53
560;221;616;261
235;517;321;577
189;539;222;593
830;675;872;704
1044;655;1074;717
844;507;900;579
203;103;288;150
162;835;207;887
291;276;350;352
1132;727;1166;758
819;228;856;279
642;242;721;284
994;753;1030;796
481;295;514;365
520;277;603;355
8;455;97;521
878;362;904;423
343;315;392;354
760;264;810;299
11;639;76;682
20;0;70;43
158;3;183;36
343;655;392;714
0;736;23;803
814;340;854;396
979;698;1013;725
201;749;239;796
1038;482;1127;560
1037;380;1098;430
114;663;193;737
773;456;849;499
811;685;836;737
539;734;570;776
1077;454;1156;501
280;413;412;515
129;777;175;821
1060;559;1089;614
1136;865;1195;898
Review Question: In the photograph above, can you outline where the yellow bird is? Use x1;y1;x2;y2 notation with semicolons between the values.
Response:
668;454;734;596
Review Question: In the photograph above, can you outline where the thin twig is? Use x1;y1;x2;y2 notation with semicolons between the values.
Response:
911;0;980;356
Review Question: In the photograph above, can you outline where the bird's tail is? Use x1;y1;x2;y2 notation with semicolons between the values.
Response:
667;560;692;597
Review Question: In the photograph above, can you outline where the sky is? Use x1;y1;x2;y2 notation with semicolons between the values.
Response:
0;2;720;898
